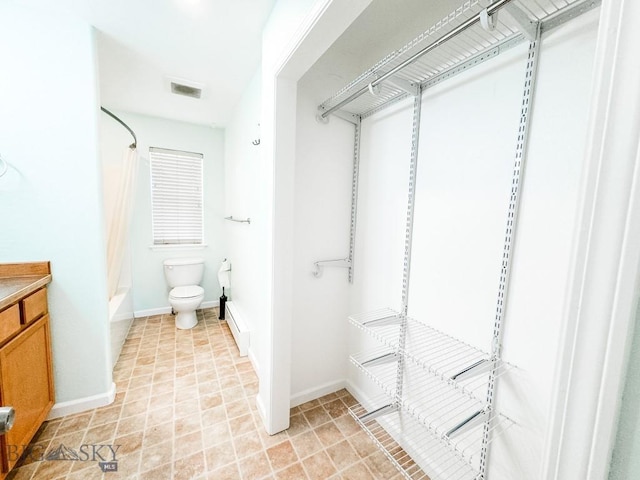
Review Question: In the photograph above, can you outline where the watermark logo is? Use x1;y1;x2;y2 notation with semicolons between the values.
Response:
7;443;120;473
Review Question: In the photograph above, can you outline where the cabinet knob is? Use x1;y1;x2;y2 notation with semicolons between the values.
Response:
0;406;15;434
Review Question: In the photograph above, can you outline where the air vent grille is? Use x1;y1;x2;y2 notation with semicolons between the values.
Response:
171;82;202;99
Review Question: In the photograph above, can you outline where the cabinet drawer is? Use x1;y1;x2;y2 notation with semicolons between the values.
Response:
21;288;47;324
0;305;21;344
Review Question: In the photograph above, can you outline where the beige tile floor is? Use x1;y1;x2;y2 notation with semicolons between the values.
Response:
7;308;402;480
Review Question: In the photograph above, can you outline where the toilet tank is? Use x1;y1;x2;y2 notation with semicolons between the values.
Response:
163;257;205;288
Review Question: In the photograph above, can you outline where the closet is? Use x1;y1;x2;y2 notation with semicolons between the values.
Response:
300;0;601;478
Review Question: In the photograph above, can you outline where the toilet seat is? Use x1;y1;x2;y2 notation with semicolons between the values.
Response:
169;285;204;299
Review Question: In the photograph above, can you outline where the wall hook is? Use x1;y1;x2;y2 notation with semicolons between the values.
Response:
252;139;261;146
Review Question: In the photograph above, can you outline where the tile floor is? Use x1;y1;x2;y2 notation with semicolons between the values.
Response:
7;308;402;480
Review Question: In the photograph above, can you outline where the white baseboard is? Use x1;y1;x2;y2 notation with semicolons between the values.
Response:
226;301;250;357
134;300;220;318
134;306;171;318
290;379;347;408
248;347;260;377
256;393;267;429
344;379;375;411
48;382;116;420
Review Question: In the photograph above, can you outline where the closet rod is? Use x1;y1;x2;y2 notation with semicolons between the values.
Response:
319;0;514;119
101;107;137;149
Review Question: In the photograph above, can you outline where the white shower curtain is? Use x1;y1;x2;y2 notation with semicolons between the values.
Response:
107;147;138;300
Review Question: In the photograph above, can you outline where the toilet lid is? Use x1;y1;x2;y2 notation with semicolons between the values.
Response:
169;285;204;299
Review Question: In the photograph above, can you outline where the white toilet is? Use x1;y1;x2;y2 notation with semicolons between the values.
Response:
163;257;205;329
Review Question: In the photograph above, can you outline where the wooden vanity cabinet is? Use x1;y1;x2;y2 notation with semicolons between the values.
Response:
0;264;55;477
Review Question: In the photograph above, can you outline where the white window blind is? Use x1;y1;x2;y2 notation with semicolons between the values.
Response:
150;147;204;245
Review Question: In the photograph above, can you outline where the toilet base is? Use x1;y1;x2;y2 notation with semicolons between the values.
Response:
175;310;198;329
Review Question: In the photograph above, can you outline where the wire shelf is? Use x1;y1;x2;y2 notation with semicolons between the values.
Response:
318;0;598;118
350;400;514;480
349;309;513;401
349;311;516;475
349;403;432;479
350;403;476;480
352;350;481;429
348;308;402;346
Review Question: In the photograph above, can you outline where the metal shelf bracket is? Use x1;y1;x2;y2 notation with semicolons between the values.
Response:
445;408;490;439
451;358;492;381
362;314;401;327
386;77;420;96
358;404;398;423
316;108;360;125
503;3;539;41
362;352;397;367
312;258;351;278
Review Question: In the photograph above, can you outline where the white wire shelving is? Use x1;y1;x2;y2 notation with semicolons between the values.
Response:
349;402;512;480
336;0;600;478
318;0;600;120
349;309;513;400
349;311;515;477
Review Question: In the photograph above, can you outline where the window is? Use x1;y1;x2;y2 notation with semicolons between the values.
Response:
150;147;204;245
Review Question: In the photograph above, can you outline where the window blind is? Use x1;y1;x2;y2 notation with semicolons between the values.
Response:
149;147;204;245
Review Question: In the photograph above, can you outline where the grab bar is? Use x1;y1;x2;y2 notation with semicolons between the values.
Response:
312;258;351;278
225;216;251;224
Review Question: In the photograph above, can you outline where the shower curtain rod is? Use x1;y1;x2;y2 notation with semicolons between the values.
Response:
100;107;137;149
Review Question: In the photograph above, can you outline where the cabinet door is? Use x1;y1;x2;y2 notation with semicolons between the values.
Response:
0;315;54;471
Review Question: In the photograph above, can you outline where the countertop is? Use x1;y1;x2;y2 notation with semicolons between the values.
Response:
0;262;52;312
0;275;52;312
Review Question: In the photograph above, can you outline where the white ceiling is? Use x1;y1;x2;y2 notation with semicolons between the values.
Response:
23;0;465;127
301;0;465;106
26;0;276;127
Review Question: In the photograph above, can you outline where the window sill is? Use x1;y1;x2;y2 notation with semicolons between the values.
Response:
149;244;208;251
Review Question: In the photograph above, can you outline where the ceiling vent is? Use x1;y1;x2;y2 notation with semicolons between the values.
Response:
171;82;201;99
166;77;204;99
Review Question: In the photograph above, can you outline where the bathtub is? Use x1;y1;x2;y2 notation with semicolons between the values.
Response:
109;287;134;369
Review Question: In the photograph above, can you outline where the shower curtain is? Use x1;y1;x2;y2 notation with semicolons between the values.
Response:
106;147;138;300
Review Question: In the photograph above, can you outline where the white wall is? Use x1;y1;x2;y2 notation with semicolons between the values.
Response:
257;0;371;433
345;10;599;480
223;69;263;367
257;0;322;434
100;112;226;315
289;86;355;404
609;300;640;479
493;13;598;479
0;2;112;405
349;100;414;317
408;44;524;350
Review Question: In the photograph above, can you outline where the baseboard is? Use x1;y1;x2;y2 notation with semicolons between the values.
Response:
134;300;220;318
47;382;116;420
256;393;267;429
290;379;347;408
344;379;374;410
226;301;250;357
133;306;171;318
248;346;260;377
